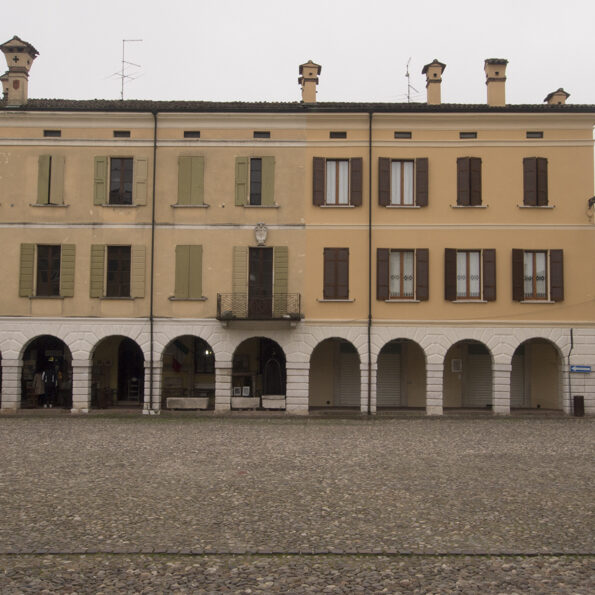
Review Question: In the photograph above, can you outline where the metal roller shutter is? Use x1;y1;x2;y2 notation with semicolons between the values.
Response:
377;352;401;407
336;351;360;407
464;354;492;407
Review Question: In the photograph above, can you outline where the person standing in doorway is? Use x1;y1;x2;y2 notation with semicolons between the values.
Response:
42;365;58;408
33;370;45;407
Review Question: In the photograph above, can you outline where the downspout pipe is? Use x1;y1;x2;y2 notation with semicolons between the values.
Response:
148;111;158;413
567;328;574;414
367;111;373;415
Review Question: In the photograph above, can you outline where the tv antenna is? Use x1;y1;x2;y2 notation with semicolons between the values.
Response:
405;57;419;103
119;38;143;100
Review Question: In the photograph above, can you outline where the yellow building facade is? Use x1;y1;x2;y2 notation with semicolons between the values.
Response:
1;37;594;415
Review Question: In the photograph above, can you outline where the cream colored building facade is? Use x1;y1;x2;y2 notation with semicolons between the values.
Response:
1;37;594;415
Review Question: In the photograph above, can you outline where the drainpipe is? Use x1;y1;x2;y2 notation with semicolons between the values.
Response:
567;328;574;414
367;111;373;415
149;111;158;412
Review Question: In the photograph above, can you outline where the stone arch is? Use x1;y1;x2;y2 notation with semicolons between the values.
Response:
377;338;426;408
443;339;493;409
308;337;361;409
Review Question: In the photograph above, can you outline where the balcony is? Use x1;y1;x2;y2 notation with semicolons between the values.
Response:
216;293;302;322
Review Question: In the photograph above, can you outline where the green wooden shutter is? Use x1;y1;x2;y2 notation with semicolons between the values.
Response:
178;156;205;205
60;244;75;297
94;157;107;205
90;244;105;297
50;155;65;204
273;246;288;317
19;243;35;297
232;246;248;317
261;156;275;206
130;245;146;298
37;155;51;204
134;158;148;205
174;245;190;298
235;157;249;206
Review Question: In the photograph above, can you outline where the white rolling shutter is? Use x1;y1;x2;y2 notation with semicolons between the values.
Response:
377;352;401;407
510;352;526;408
464;354;492;407
336;350;360;406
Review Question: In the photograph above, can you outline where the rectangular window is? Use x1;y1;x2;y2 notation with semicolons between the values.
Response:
456;251;481;299
183;130;201;138
457;157;482;206
389;250;414;298
325;160;350;205
36;245;61;297
459;132;477;139
523;157;548;206
323;248;349;299
174;245;203;299
43;130;61;137
253;131;270;139
523;251;547;300
526;131;543;139
394;131;412;139
37;155;65;205
391;160;414;205
109;158;133;205
235;156;275;207
329;131;347;139
106;246;131;297
113;130;131;138
249;158;262;205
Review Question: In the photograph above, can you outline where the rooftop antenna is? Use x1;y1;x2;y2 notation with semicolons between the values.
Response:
119;38;143;100
405;57;419;103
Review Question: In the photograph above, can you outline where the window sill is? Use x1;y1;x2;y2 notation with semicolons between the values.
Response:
242;204;280;209
28;295;65;300
169;296;208;301
384;205;421;209
30;203;69;208
98;204;140;208
317;298;355;302
450;205;488;209
320;204;356;208
520;300;556;304
517;205;555;209
452;299;488;303
385;299;420;303
99;296;135;300
171;204;210;209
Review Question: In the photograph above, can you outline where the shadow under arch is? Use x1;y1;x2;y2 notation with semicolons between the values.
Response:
443;339;493;409
377;338;426;409
308;337;360;410
511;338;563;410
21;335;72;409
91;335;144;408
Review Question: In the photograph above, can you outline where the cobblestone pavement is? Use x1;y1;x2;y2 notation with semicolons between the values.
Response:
0;414;593;592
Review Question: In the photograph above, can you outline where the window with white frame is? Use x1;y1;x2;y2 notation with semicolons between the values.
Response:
390;161;414;206
523;251;547;300
456;250;481;299
390;250;414;298
325;159;349;205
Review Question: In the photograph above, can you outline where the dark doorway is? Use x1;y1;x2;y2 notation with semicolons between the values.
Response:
117;338;144;404
249;247;273;318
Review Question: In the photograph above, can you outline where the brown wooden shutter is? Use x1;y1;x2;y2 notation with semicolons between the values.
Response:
415;248;429;301
350;158;363;206
457;157;470;206
378;158;390;206
415;158;429;207
470;157;482;205
444;248;457;301
324;248;349;299
512;249;524;301
482;249;496;302
523;157;537;206
313;157;325;206
377;248;389;300
536;158;548;206
549;249;564;302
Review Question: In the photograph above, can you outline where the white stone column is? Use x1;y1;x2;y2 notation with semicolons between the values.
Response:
368;362;378;413
71;359;92;414
143;360;162;414
492;363;512;415
360;362;372;413
286;362;309;414
1;358;22;411
426;362;444;416
215;361;232;411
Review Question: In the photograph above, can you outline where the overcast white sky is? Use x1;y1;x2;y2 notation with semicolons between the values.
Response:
3;0;595;105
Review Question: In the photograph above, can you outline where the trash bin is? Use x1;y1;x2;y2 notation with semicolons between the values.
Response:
573;395;585;417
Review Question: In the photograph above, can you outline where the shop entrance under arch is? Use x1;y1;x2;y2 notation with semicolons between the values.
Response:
511;339;562;410
443;340;493;409
91;336;144;408
309;338;361;409
21;335;72;409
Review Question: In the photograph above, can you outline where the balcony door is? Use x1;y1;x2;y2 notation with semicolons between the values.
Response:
249;247;273;318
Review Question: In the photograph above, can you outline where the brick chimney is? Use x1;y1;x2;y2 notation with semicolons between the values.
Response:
484;58;508;106
298;60;321;103
1;35;39;106
422;59;446;105
544;88;570;105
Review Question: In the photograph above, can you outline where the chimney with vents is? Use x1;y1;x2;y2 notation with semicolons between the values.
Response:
484;58;508;106
298;60;321;103
1;35;38;106
544;88;570;105
422;59;446;105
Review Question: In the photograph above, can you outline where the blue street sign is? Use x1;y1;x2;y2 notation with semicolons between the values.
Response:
570;365;591;373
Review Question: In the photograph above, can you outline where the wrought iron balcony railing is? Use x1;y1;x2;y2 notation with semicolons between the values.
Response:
216;293;302;321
